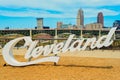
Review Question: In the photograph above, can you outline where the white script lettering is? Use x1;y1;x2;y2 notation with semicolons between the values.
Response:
2;27;117;66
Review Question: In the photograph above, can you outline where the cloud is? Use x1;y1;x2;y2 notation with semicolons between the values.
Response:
0;0;60;10
0;8;65;18
84;8;120;17
0;7;119;18
0;0;120;18
0;0;120;9
77;0;120;7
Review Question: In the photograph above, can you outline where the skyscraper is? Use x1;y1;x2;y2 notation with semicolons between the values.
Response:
57;22;63;29
76;9;84;28
37;18;43;29
97;12;104;26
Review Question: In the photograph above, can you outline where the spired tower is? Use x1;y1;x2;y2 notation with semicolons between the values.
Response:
97;12;104;27
76;9;84;28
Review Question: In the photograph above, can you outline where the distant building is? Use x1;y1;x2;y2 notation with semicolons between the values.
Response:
85;23;103;30
5;27;9;29
36;18;43;29
43;26;50;29
76;9;84;28
57;21;75;29
113;20;120;29
57;22;63;29
97;12;104;27
61;24;73;29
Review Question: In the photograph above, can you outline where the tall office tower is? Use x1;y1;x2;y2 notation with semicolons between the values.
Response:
37;18;43;29
57;22;63;29
76;9;84;28
97;12;104;26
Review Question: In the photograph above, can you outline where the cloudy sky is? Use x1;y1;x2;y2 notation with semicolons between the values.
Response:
0;0;120;29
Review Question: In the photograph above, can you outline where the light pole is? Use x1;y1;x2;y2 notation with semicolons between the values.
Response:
80;25;83;39
30;29;32;38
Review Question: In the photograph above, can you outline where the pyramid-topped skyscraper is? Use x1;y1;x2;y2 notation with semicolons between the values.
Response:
76;9;84;28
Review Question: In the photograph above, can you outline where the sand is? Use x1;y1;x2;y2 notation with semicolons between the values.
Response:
0;49;120;80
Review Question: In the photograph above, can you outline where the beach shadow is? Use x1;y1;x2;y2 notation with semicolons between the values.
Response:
56;64;113;69
3;63;113;69
3;63;51;68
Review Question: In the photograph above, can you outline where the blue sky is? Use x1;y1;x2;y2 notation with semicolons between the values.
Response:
0;0;120;29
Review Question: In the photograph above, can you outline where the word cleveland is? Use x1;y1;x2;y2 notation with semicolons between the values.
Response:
2;27;117;66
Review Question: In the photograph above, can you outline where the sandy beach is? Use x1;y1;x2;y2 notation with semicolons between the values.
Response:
0;49;120;80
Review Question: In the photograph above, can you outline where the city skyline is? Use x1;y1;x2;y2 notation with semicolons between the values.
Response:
0;0;120;29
